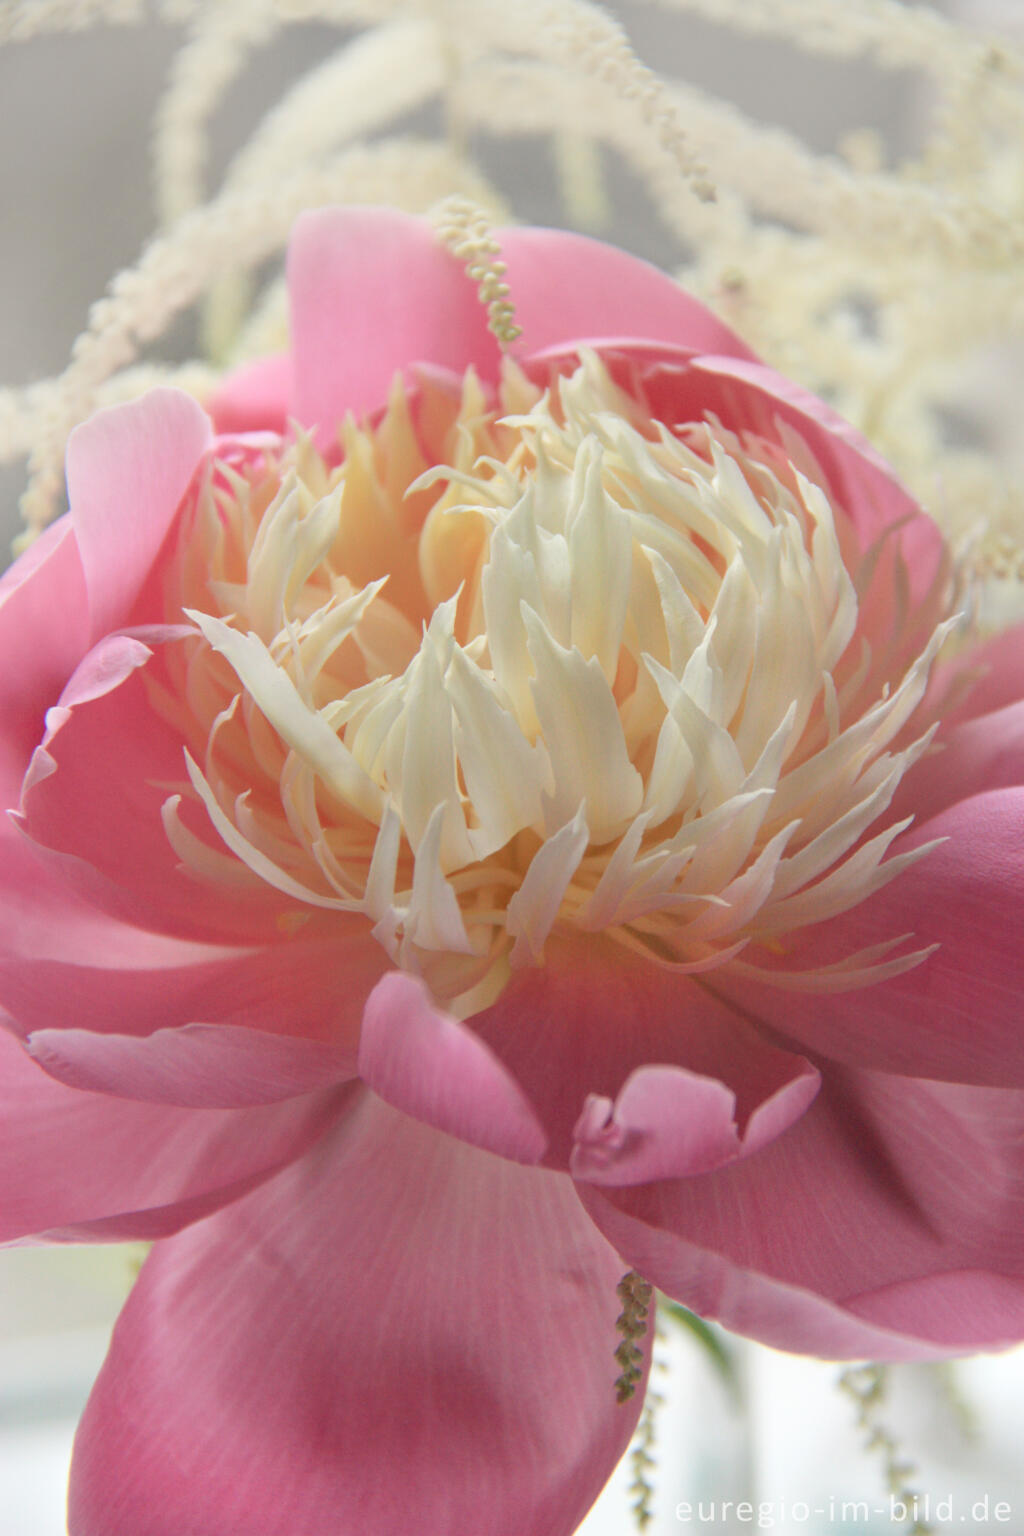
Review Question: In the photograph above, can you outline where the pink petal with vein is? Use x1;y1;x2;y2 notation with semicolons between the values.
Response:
0;817;226;969
0;1025;346;1245
359;971;547;1162
70;1094;643;1536
579;1067;1024;1357
26;1025;354;1108
15;637;290;943
887;697;1024;827
471;938;817;1172
711;787;1024;1085
576;1198;960;1362
0;932;386;1106
0;931;382;1039
941;619;1024;728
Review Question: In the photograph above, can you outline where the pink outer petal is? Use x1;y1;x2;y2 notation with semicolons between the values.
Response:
0;811;238;968
207;353;292;435
359;971;548;1163
19;627;187;807
0;930;387;1107
576;1197;963;1363
844;1271;1024;1344
289;207;501;437
709;787;1024;1085
66;388;212;640
579;1066;1024;1358
469;937;817;1176
0;610;215;969
0;516;88;804
70;1093;645;1536
14;634;293;944
0;1024;348;1245
0;615;269;970
498;225;758;362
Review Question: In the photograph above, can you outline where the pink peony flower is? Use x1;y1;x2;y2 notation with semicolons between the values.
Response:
3;207;1024;1534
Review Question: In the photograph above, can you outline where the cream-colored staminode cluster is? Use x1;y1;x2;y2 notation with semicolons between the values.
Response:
161;353;958;1004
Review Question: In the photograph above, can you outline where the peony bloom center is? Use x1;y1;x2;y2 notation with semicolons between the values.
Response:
159;349;959;1006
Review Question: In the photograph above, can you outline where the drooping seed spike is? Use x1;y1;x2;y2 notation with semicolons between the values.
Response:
432;194;523;350
613;1269;654;1403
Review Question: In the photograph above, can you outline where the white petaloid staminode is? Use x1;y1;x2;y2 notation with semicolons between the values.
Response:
163;352;959;1002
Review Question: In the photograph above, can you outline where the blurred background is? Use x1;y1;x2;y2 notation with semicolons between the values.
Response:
2;3;1023;1533
0;0;937;550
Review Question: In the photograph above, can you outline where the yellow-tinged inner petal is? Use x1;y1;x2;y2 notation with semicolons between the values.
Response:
157;352;961;1004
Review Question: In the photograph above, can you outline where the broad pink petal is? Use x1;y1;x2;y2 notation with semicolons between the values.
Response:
70;1094;644;1536
576;1201;958;1363
15;637;290;943
19;627;181;806
66;389;211;640
0;516;88;803
1;626;268;963
289;207;500;436
207;353;292;435
579;1067;1024;1357
470;938;817;1174
0;1025;347;1244
0;513;72;602
0;932;381;1042
0;929;386;1106
359;971;547;1162
710;787;1024;1085
0;812;230;968
500;224;758;361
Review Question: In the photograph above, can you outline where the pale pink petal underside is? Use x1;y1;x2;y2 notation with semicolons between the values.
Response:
26;1024;355;1108
0;933;388;1106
